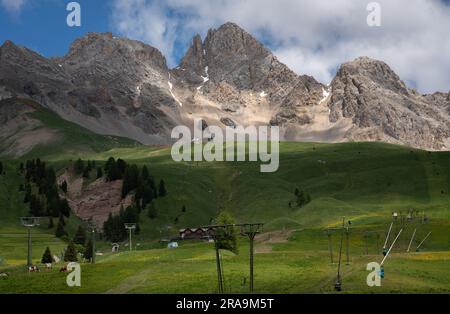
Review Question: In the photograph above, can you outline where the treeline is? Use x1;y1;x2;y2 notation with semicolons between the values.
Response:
73;159;102;179
20;159;71;219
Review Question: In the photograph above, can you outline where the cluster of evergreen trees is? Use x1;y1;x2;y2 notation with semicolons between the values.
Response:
104;157;127;181
42;225;95;263
294;188;312;208
101;158;168;242
21;159;71;219
55;215;68;238
71;226;94;262
103;205;141;242
41;226;94;264
73;159;102;179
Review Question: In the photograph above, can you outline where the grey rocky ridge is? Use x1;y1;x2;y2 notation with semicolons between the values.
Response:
1;22;449;154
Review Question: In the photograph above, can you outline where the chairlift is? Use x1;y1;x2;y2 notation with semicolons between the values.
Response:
379;266;385;279
334;280;342;292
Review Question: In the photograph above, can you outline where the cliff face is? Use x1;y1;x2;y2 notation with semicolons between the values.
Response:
0;33;180;145
329;57;450;150
1;23;450;152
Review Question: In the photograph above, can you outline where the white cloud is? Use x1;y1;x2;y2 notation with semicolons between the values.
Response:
111;0;450;93
1;0;26;13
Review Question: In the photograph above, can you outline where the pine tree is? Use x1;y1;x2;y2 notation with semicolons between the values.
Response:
296;190;306;207
74;158;84;175
149;176;158;198
141;165;149;181
159;179;167;197
116;159;127;178
23;184;31;203
96;167;103;179
64;242;78;262
122;165;140;198
59;214;66;226
73;226;86;245
84;238;93;262
41;247;53;264
29;194;44;217
87;160;92;171
105;157;119;181
61;181;68;193
58;198;71;217
147;202;158;219
55;217;67;238
82;167;90;179
141;184;154;208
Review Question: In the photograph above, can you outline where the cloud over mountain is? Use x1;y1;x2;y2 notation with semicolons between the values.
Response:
111;0;450;94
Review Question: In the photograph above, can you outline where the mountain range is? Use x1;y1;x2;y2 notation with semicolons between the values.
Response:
1;22;450;156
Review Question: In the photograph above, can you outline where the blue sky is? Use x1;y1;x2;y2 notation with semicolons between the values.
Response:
0;0;112;57
1;0;450;93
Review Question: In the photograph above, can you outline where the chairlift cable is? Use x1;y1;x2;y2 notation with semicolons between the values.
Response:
381;228;403;266
416;232;432;251
407;228;417;253
383;222;393;249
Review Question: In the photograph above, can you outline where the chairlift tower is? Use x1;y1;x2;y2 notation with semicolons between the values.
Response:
124;223;137;252
240;223;264;293
324;229;334;264
335;217;352;291
201;223;264;293
20;217;41;267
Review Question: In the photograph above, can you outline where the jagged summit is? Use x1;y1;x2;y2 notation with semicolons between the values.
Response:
328;56;450;150
63;32;168;71
335;56;409;95
176;21;273;88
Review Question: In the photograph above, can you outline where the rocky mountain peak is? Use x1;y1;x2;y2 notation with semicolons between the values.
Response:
1;40;16;50
1;24;450;152
202;22;273;90
335;56;409;95
63;32;167;72
1;40;34;59
178;34;207;84
329;56;450;150
176;22;273;88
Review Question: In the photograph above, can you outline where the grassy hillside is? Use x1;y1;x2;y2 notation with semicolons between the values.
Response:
0;141;449;293
0;98;140;160
85;142;450;236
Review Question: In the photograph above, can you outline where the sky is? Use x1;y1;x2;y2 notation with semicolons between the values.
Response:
1;0;450;94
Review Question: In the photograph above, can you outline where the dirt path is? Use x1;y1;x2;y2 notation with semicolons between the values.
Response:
106;267;154;294
254;229;300;253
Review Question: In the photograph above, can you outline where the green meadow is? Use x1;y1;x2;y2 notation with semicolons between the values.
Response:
0;118;449;294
